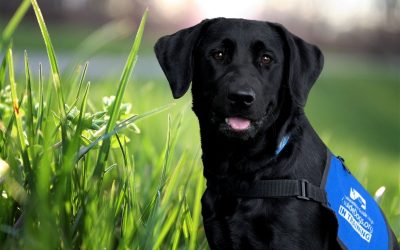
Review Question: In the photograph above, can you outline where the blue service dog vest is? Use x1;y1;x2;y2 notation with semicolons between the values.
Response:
208;148;398;249
322;154;393;249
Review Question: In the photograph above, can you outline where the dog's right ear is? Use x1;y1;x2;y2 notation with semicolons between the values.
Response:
154;20;211;99
270;23;324;107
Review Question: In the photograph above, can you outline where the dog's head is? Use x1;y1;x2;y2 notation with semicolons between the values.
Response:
155;18;323;141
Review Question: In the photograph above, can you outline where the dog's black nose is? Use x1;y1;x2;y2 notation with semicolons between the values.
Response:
228;89;255;107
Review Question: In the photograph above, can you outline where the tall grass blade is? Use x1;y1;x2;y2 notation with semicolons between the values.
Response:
7;48;28;157
92;9;148;180
74;62;89;103
24;51;35;156
35;64;44;137
63;82;91;173
153;206;180;249
159;114;172;189
189;171;205;250
0;0;31;52
30;0;66;117
140;113;173;234
153;157;187;248
119;154;138;247
171;221;182;250
0;56;7;90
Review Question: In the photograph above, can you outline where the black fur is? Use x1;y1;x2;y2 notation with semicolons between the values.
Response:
155;18;399;249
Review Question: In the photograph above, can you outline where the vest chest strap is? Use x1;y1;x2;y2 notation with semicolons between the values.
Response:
223;179;328;204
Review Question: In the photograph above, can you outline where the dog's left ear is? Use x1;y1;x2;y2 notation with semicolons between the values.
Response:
154;19;212;99
271;23;324;107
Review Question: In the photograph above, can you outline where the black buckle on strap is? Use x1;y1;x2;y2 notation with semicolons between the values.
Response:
297;179;310;200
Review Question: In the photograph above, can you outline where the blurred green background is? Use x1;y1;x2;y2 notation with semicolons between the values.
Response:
0;0;399;247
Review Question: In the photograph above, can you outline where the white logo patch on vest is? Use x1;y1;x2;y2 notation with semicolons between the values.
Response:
338;187;374;242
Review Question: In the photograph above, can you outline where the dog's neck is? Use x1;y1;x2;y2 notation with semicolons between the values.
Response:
199;112;327;187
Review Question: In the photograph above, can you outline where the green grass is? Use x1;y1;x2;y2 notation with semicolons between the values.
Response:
0;1;207;249
0;1;399;249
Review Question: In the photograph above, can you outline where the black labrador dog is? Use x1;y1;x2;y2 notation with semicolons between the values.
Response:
155;18;399;249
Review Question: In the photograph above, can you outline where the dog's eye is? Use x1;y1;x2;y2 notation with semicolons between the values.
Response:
260;54;272;66
212;51;225;61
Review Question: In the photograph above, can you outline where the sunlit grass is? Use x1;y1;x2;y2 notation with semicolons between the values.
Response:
0;1;206;249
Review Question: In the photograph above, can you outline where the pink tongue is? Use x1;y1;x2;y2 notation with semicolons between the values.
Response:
227;117;251;130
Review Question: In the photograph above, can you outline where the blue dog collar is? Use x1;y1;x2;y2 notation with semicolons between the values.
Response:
275;135;290;155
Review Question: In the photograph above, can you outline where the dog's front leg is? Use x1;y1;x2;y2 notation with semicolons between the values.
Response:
201;188;239;250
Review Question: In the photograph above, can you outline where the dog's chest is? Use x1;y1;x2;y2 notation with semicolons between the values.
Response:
202;189;328;249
